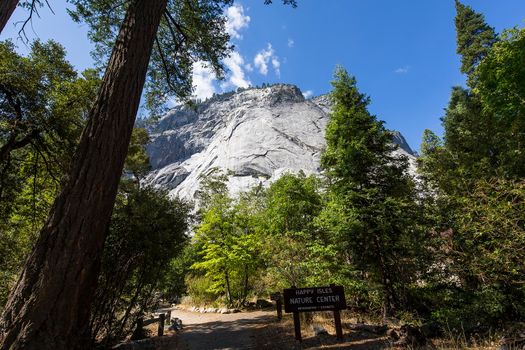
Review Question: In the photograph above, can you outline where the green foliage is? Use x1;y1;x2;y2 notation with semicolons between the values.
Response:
257;172;337;291
90;186;190;344
162;243;202;301
264;171;322;235
191;169;263;306
68;0;233;114
449;180;525;325
124;127;151;182
474;28;525;178
454;0;497;77
189;170;339;305
0;40;99;309
89;120;190;344
431;87;497;193
185;274;219;306
68;0;298;115
321;67;425;316
419;5;525;332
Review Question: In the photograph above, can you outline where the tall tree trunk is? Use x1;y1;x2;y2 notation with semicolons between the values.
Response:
373;234;397;320
224;270;233;306
242;264;249;304
0;0;18;33
0;1;167;349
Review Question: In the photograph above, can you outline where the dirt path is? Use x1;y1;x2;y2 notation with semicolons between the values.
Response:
164;309;393;350
167;309;275;350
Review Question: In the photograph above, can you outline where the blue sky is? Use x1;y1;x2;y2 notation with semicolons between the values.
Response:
1;1;524;151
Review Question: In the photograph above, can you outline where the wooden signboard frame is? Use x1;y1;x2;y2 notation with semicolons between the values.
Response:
283;284;346;342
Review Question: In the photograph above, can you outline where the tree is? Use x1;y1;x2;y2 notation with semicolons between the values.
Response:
0;40;98;310
474;28;525;178
418;7;525;331
192;169;263;306
421;1;500;196
192;169;236;305
0;1;296;348
90;186;189;346
0;0;18;33
321;67;424;318
0;3;169;348
259;172;331;290
454;0;497;78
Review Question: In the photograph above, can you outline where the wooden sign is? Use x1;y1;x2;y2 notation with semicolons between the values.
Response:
283;285;346;313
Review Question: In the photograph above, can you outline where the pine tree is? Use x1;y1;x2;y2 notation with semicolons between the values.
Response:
322;67;423;318
454;0;497;78
422;2;500;195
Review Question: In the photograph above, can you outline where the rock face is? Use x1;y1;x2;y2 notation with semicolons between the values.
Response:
145;84;417;201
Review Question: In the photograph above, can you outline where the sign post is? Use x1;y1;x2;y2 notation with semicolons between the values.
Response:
334;309;343;340
270;292;283;321
283;284;346;342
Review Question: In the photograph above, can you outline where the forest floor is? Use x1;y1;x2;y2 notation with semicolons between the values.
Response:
161;308;393;349
144;308;498;350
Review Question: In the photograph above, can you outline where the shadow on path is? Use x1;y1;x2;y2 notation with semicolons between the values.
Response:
173;314;274;350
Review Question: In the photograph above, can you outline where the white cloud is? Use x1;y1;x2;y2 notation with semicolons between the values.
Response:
191;5;253;98
288;38;294;48
394;66;410;74
192;61;217;100
225;4;250;40
254;44;280;76
271;57;280;77
222;51;251;89
302;90;313;99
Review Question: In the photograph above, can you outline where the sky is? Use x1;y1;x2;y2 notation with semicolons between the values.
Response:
1;1;524;152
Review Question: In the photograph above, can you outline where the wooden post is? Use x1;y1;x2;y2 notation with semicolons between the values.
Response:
166;310;171;325
290;285;301;342
158;313;165;337
331;283;343;340
293;311;302;342
276;297;282;321
131;316;144;340
334;309;343;340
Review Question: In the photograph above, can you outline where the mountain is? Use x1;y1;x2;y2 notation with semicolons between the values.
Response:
145;84;417;201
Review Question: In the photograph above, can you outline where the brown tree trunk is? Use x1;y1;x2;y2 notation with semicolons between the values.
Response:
242;264;249;304
0;1;167;349
373;234;397;320
224;270;233;306
0;0;18;33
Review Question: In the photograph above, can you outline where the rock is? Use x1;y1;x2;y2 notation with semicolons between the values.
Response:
394;324;427;347
386;328;400;340
384;317;402;327
144;84;417;204
219;308;230;314
312;324;329;336
255;299;273;309
348;324;388;335
112;337;177;350
169;317;183;331
420;322;441;338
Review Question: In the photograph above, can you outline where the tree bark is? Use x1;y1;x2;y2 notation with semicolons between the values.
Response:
373;234;397;320
0;1;167;349
0;0;18;34
224;270;233;306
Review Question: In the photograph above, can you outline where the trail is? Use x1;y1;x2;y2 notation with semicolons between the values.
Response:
168;309;275;350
